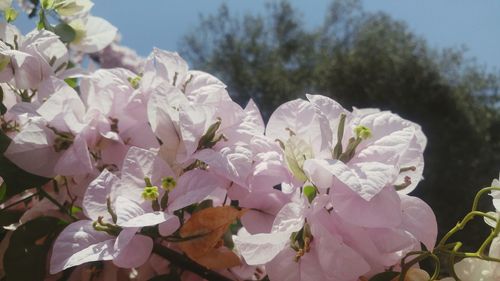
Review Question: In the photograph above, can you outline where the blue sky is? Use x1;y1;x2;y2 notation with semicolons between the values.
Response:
15;1;500;70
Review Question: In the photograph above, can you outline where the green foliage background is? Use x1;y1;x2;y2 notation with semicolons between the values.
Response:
180;0;500;248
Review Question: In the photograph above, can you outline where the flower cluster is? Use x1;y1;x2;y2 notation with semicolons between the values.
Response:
232;96;436;281
0;1;498;281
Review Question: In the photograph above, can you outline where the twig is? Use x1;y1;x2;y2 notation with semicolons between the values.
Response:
152;243;233;281
37;186;78;221
0;192;38;212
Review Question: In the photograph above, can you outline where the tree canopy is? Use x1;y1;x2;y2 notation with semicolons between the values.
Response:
181;0;500;247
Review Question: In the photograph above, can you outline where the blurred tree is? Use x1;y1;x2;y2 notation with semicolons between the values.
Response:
181;0;500;248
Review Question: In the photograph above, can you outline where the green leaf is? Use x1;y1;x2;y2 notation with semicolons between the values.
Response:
70;205;82;215
37;9;54;32
4;217;67;281
28;0;40;18
37;19;45;30
222;227;234;249
193;199;213;213
41;0;54;9
54;23;76;43
0;181;6;202
37;9;46;30
303;185;317;203
368;271;400;281
64;77;78;88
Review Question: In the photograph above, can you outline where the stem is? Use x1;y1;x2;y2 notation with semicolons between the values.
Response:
476;214;500;259
438;248;500;263
472;186;500;211
0;192;38;212
37;187;78;221
152;243;233;281
428;253;440;281
448;242;462;280
432;207;500;281
398;251;428;281
332;113;346;159
107;197;117;223
398;251;441;281
437;211;496;248
163;233;207;243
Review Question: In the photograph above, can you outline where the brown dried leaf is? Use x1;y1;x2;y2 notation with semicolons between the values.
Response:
178;206;244;260
192;247;242;270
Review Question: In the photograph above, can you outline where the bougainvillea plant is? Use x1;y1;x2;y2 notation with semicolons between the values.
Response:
0;1;498;280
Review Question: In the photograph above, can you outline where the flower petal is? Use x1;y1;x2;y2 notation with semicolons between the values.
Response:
50;220;115;274
113;233;153;269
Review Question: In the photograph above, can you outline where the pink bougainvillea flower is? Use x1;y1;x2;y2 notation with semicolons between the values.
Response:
450;236;500;281
50;144;239;273
5;77;94;177
68;15;118;53
146;49;257;166
94;40;145;73
51;147;180;273
266;94;426;195
265;222;370;281
266;97;333;160
399;194;438;251
238;189;291;234
348;107;427;194
165;168;230;213
235;193;371;281
0;4;447;281
233;194;306;266
6;66;160;177
252;94;436;279
79;67;159;168
0;25;69;89
489;172;500;212
302;158;402;228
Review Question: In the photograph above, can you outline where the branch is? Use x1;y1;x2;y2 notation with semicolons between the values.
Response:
0;192;38;213
152;243;234;281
